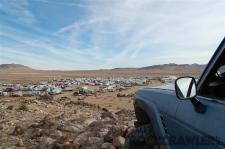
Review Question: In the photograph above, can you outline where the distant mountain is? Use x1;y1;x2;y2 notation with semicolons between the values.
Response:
138;63;206;70
0;64;33;71
0;63;206;72
111;68;138;71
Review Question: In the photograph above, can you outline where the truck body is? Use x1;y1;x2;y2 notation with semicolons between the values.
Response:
133;38;225;149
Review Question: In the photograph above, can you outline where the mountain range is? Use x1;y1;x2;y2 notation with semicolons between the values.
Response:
0;63;205;72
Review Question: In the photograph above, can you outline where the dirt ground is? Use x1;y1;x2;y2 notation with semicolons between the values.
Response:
0;69;201;84
0;76;163;149
0;68;201;149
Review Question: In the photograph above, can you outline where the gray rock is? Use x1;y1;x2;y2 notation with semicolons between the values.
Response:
57;125;80;133
49;130;63;139
84;118;96;125
74;132;103;149
36;137;55;149
16;139;24;147
101;112;115;119
104;125;127;143
112;136;125;149
102;142;116;149
12;125;24;136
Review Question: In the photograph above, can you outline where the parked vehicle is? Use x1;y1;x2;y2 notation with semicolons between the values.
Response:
125;38;225;149
11;91;23;97
47;87;62;95
23;91;41;97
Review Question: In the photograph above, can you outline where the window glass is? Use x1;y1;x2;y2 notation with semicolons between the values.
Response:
201;61;225;100
217;65;225;77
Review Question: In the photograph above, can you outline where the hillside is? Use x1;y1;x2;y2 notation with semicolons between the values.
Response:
112;63;205;71
0;63;204;83
0;64;33;71
138;63;205;70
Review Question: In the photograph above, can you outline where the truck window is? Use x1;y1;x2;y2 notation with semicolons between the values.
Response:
217;65;225;77
200;59;225;100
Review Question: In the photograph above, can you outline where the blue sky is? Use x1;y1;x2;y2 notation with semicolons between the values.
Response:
0;0;225;70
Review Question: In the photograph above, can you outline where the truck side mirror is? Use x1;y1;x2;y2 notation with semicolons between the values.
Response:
175;77;197;100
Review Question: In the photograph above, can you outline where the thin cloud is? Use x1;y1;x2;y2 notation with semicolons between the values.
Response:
1;0;225;70
0;0;35;24
56;0;225;69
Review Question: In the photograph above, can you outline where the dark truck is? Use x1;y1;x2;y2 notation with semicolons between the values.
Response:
125;37;225;149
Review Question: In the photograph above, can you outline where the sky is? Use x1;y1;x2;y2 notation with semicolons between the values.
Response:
0;0;225;70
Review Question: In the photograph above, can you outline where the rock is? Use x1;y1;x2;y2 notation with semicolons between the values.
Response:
127;127;135;136
0;125;3;130
38;94;53;101
115;109;135;121
31;128;43;138
56;135;73;144
112;136;125;149
31;128;50;139
51;136;77;149
12;126;24;136
18;102;29;111
98;128;109;138
127;120;135;127
36;137;55;149
29;122;40;128
7;105;14;110
57;125;80;133
102;142;115;149
74;133;103;149
78;96;85;101
88;137;104;146
16;139;24;147
117;93;133;98
74;132;90;146
101;111;115;119
49;130;63;139
73;91;80;96
102;108;109;112
115;109;131;116
52;143;77;149
104;126;127;143
74;109;80;114
117;93;125;97
59;96;70;102
40;114;55;128
84;118;96;125
89;121;104;128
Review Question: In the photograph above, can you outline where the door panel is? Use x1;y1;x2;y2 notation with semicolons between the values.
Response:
174;97;225;149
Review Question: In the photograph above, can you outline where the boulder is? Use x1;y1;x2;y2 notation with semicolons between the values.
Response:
101;142;115;149
57;125;80;134
74;133;103;149
104;125;127;143
12;126;24;136
36;137;55;149
84;118;97;125
40;114;55;128
101;112;115;119
112;136;125;149
55;135;73;145
16;139;24;147
49;130;63;139
38;94;53;101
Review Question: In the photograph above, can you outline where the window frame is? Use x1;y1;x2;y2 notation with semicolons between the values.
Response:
198;40;225;102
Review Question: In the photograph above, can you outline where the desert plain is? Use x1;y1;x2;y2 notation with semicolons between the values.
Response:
0;64;203;149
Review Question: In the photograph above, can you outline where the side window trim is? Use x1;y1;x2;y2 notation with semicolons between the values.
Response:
197;95;225;105
197;43;225;91
197;39;225;92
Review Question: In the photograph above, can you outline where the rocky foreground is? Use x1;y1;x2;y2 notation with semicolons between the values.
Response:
0;96;136;149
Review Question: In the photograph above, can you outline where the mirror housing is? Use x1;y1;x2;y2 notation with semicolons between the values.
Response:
175;77;197;100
